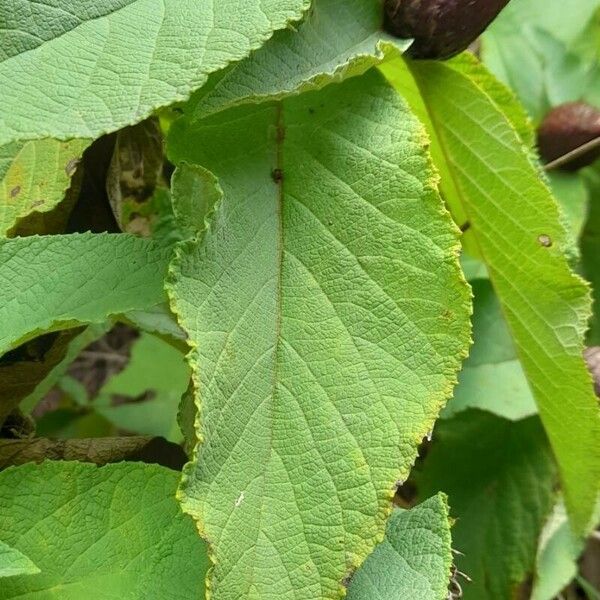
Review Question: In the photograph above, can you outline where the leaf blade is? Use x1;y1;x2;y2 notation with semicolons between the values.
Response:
0;0;310;144
0;233;172;355
407;57;600;534
168;71;471;599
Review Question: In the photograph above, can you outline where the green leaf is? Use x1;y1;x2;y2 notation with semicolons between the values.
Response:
531;500;584;600
547;171;589;240
0;234;172;355
0;139;89;235
0;461;208;599
186;0;409;118
346;494;453;600
94;332;191;441
0;0;310;145
0;541;39;579
167;71;471;598
482;0;600;119
418;410;557;600
404;57;600;535
443;279;537;421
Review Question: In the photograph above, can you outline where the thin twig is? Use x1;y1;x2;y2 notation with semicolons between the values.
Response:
544;135;600;171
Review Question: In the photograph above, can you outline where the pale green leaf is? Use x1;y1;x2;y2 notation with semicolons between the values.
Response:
0;541;39;579
531;500;584;600
167;71;471;599
406;57;600;535
94;332;191;441
0;139;89;235
0;0;310;144
0;233;172;355
0;461;208;599
444;279;537;421
186;0;409;118
121;303;187;340
346;494;452;600
547;171;589;240
418;410;557;600
482;0;600;119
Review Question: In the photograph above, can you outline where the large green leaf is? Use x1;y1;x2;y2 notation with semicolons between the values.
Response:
418;410;557;600
167;71;471;599
0;542;39;579
0;139;89;235
0;233;171;355
0;0;310;145
402;57;600;534
346;494;453;600
186;0;409;118
0;461;208;599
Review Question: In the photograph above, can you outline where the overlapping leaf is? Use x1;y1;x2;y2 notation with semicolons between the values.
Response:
0;139;89;235
0;233;171;354
531;500;584;600
167;71;471;598
0;462;208;599
0;542;39;579
392;56;600;534
186;0;409;119
346;494;453;600
0;0;310;144
418;410;557;600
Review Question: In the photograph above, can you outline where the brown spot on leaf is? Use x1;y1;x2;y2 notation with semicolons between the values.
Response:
9;186;20;198
271;168;283;183
538;234;552;247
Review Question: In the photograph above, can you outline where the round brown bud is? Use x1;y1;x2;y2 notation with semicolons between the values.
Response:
384;0;511;60
537;102;600;171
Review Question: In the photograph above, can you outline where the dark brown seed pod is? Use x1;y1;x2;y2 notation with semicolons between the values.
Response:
383;0;511;60
537;102;600;171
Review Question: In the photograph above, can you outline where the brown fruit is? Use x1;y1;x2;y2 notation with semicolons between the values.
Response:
537;102;600;171
384;0;511;60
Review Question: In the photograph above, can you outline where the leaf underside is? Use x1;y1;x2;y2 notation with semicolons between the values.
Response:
187;0;409;119
168;70;471;599
0;0;310;144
